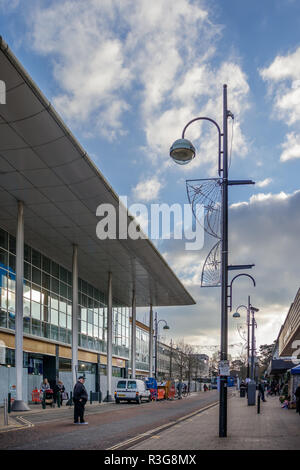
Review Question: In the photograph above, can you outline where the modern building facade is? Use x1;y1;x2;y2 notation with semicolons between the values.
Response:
0;38;195;406
278;287;300;357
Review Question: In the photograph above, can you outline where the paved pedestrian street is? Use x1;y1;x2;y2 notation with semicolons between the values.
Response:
131;394;300;450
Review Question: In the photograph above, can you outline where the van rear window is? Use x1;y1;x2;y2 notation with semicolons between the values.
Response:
127;381;137;389
117;381;127;389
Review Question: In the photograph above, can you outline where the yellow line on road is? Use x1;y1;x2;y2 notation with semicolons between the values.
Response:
107;401;219;450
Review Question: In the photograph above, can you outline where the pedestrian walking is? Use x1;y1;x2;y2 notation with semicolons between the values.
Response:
177;381;183;399
295;384;300;415
54;380;65;405
258;382;266;402
73;376;88;425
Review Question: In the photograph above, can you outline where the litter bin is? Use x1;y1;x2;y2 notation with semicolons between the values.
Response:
240;388;246;398
247;381;256;406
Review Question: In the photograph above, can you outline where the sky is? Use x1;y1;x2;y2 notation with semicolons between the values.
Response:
1;0;300;358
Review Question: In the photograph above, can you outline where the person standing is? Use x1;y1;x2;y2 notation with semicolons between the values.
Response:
73;376;88;425
258;381;266;402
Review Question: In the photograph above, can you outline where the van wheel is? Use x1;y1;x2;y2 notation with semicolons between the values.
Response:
136;396;141;404
115;399;120;404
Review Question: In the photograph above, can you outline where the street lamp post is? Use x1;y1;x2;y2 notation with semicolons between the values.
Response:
154;312;170;380
233;296;259;379
250;306;259;380
169;85;255;437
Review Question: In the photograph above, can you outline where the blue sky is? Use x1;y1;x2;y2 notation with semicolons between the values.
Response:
1;0;300;356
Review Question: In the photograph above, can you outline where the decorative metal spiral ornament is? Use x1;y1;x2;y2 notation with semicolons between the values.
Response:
186;178;222;239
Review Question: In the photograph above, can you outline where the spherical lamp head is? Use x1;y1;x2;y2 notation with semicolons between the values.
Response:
163;324;170;330
232;312;240;319
169;138;195;165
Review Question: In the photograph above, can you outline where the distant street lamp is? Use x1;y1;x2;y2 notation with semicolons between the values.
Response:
154;312;170;380
169;85;255;438
233;296;258;379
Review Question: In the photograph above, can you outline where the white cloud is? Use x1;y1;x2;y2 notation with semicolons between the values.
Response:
260;47;300;163
132;176;163;202
256;177;272;188
280;132;300;162
27;0;250;168
158;189;300;348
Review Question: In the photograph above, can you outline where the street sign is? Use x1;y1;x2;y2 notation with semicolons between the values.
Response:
219;360;230;376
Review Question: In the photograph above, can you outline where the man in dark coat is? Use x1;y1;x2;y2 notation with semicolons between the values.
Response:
73;376;88;424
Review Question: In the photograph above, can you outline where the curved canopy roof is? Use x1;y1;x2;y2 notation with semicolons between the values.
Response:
0;38;195;308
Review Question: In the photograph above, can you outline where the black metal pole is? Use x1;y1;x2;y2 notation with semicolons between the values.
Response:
251;309;255;380
154;312;158;379
169;338;173;378
247;296;250;378
219;84;229;438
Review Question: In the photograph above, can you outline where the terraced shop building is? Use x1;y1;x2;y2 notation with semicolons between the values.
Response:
0;39;195;408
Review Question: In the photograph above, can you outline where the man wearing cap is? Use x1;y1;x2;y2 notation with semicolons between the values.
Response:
73;376;88;425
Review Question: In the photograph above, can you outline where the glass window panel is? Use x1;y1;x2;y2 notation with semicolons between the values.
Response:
32;250;41;268
59;282;68;299
32;267;41;285
59;312;66;328
31;301;40;319
87;283;93;298
24;262;31;280
0;270;7;289
41;289;49;306
24;244;31;263
68;287;72;301
32;319;41;336
31;287;41;303
81;321;87;334
50;325;59;341
81;308;87;321
0;248;8;267
67;315;71;330
51;277;59;294
9;235;16;254
7;275;15;292
59;299;67;313
51;261;59;279
8;254;16;272
67;303;72;315
59;266;68;283
51;309;59;326
81;280;87;294
0;229;8;250
60;327;67;343
42;273;50;290
67;270;72;286
0;309;7;328
81;294;87;307
43;306;48;322
23;316;31;334
42;322;50;339
88;323;93;336
8;311;15;330
24;282;31;299
23;298;30;317
88;296;93;309
94;312;98;326
42;256;51;273
50;294;59;310
87;309;93;324
8;291;15;312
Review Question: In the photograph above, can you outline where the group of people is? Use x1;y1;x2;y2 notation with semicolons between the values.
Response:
40;378;68;405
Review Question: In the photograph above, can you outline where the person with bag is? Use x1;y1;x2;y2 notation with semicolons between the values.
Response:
73;376;88;425
54;380;66;406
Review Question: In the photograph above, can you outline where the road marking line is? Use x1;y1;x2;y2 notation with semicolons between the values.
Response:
107;401;219;450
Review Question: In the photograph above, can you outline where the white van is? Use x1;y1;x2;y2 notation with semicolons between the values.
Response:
114;379;151;404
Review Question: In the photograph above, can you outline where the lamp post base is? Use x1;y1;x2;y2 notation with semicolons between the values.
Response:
11;400;30;411
105;394;113;402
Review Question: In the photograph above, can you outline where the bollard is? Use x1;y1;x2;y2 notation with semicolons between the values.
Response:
42;391;46;409
57;391;61;408
90;391;92;405
98;391;102;403
7;393;11;414
257;393;260;414
4;398;8;426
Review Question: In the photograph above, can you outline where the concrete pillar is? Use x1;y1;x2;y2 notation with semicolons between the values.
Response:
12;201;29;411
107;272;113;401
131;290;136;379
72;244;78;387
149;305;153;378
